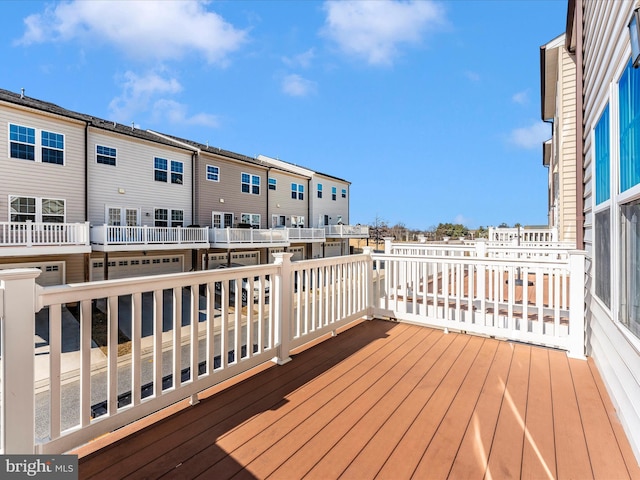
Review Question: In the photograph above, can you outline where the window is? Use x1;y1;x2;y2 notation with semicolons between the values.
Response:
317;183;323;198
212;212;233;228
241;213;260;227
107;207;139;226
41;198;64;223
9;196;65;223
241;173;260;195
332;186;337;201
171;209;184;227
10;196;36;222
619;59;640;192
207;165;220;182
154;158;168;182
342;188;347;199
595;209;611;308
291;183;304;200
595;105;610;204
171;161;183;184
268;178;277;190
620;200;640;337
155;208;168;227
41;131;64;165
291;215;305;227
9;124;35;160
97;145;117;166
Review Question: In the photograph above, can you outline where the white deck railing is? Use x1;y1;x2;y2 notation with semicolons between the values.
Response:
488;226;558;243
324;224;370;237
91;225;209;246
0;221;90;247
286;227;326;242
209;227;290;246
0;244;585;454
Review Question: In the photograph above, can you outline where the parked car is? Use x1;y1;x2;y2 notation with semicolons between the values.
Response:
214;263;270;305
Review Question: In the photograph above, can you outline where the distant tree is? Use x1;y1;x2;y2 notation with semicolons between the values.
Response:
498;222;509;228
435;222;468;239
369;215;388;248
475;226;488;238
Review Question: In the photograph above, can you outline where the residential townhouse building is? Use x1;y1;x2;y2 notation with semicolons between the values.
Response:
547;0;640;459
540;33;578;245
258;154;368;258
0;89;90;285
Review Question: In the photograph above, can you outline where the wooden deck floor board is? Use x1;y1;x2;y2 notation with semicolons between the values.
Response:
76;320;640;480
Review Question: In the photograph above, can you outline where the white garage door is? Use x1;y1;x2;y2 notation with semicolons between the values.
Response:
0;261;64;286
324;242;342;258
205;251;260;269
91;255;183;281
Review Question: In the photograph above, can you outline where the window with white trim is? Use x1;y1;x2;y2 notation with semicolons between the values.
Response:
171;209;183;227
41;131;64;165
268;178;276;190
332;186;337;201
291;183;304;200
154;157;168;182
212;212;233;228
155;208;183;227
342;188;347;199
241;213;260;227
171;161;183;184
594;105;611;308
97;145;117;166
9;196;65;223
9;124;64;165
317;183;323;198
241;173;260;195
107;207;139;226
207;165;220;182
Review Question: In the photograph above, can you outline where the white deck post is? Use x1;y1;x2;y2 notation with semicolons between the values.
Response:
363;247;375;318
384;237;394;255
0;268;41;453
567;250;586;359
273;252;293;365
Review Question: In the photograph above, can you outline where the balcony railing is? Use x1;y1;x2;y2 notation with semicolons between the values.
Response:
209;227;290;247
0;242;585;454
0;221;90;255
324;224;370;238
286;227;325;242
90;225;210;251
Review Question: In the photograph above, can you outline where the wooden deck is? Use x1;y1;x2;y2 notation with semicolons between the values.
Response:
76;319;640;479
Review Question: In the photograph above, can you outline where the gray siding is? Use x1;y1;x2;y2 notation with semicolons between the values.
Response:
267;170;309;226
88;129;193;226
310;174;350;227
195;152;268;228
0;102;86;223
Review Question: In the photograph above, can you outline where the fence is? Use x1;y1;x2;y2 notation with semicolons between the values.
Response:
0;221;90;247
91;225;209;246
0;244;584;454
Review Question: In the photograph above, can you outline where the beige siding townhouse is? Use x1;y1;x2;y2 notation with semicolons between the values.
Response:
0;89;90;285
540;33;578;245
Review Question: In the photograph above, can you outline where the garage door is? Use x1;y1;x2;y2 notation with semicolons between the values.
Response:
324;242;342;258
205;251;260;269
91;255;183;281
289;246;304;261
0;261;64;286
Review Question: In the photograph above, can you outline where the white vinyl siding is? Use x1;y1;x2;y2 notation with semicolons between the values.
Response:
87;130;193;226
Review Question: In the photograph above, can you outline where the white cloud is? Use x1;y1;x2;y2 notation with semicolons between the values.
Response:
512;90;529;105
16;0;247;65
282;74;317;97
322;0;445;66
282;48;315;68
509;121;550;149
454;214;469;226
109;71;182;122
152;99;220;128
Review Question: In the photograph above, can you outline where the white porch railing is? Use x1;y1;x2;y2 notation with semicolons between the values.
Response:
488;226;558;244
209;227;290;247
0;221;90;247
324;224;370;238
91;225;209;250
0;244;585;454
286;227;326;242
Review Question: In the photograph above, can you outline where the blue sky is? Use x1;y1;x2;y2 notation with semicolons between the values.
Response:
1;0;568;230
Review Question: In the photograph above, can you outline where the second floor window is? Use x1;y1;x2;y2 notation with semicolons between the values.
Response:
291;183;304;200
269;178;277;190
9;124;64;165
41;131;64;165
342;188;347;199
207;165;220;182
317;183;323;198
154;158;168;182
97;145;117;166
332;186;337;201
241;173;260;195
171;161;183;184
